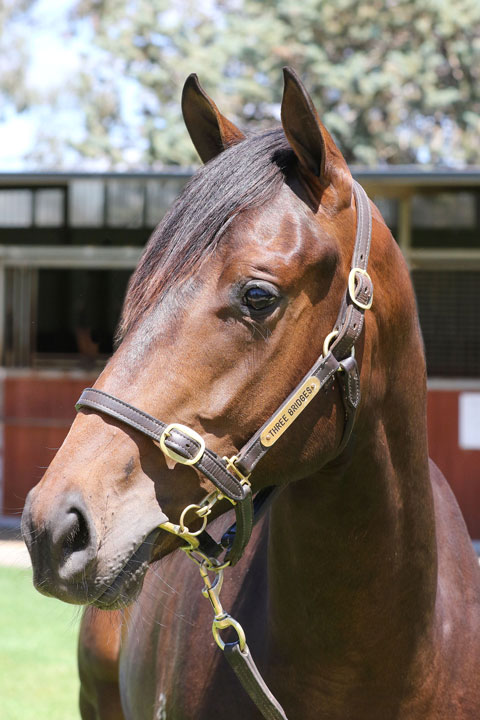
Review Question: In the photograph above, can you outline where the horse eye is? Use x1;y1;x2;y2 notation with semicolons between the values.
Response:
244;286;277;311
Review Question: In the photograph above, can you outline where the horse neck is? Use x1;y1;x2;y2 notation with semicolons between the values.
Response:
266;247;437;681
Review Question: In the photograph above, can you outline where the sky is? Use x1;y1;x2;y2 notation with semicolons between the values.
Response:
0;0;92;170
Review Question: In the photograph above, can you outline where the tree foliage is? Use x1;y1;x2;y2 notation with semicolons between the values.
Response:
0;0;37;117
7;0;480;167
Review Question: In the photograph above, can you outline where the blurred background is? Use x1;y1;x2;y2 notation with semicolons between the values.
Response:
0;0;478;542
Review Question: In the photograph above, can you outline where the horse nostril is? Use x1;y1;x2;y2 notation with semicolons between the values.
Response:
62;508;90;561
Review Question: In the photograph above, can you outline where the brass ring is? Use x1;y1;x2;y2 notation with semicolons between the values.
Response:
179;504;208;536
323;329;339;356
212;616;247;652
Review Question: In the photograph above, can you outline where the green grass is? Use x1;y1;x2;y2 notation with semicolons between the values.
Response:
0;566;81;720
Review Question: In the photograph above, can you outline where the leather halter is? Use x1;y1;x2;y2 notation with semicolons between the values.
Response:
76;180;373;566
75;181;373;720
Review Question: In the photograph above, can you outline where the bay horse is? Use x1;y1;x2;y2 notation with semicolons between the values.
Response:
22;68;480;720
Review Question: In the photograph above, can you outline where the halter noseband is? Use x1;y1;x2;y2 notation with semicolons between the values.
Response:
75;181;373;720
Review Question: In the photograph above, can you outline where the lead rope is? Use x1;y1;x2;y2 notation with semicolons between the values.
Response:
157;481;289;719
181;539;288;720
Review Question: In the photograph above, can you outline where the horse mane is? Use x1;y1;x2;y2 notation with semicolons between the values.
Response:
118;128;295;340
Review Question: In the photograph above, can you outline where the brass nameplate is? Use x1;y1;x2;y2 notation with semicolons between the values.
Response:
260;376;321;447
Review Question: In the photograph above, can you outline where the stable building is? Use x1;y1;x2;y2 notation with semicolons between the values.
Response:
0;169;478;538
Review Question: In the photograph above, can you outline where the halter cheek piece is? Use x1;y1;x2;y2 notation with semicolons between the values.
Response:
75;181;373;720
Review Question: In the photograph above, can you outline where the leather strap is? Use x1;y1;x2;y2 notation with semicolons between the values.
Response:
224;642;288;720
76;388;247;502
335;355;361;455
221;485;278;553
331;182;373;360
218;184;372;720
235;351;341;475
235;181;371;476
76;388;254;566
224;484;253;565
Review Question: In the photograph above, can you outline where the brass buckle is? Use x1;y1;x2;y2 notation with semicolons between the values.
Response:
323;329;355;359
159;423;205;466
222;455;251;486
348;267;373;310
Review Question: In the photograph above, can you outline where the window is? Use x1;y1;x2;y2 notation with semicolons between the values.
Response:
107;180;145;228
34;268;131;367
411;191;479;249
0;190;33;227
146;177;188;227
35;189;65;227
413;270;480;378
412;192;476;229
70;180;105;227
2;266;132;369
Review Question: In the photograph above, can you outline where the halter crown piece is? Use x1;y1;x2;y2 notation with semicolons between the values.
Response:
75;181;373;720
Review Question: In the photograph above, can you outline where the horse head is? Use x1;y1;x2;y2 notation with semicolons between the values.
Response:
22;69;407;609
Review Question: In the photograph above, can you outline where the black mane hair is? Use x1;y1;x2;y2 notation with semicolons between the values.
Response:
119;128;295;338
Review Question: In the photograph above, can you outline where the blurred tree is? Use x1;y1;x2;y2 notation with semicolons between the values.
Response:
23;0;480;166
0;0;37;117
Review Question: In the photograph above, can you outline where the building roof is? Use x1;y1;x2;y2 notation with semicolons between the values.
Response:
0;166;480;189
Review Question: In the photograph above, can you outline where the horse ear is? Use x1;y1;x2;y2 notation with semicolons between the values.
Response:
281;67;350;194
182;74;245;164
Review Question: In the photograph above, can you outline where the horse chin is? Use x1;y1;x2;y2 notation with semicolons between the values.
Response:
91;528;160;609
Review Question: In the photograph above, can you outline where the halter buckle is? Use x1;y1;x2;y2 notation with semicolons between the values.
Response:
348;267;373;310
323;329;355;359
222;455;251;486
159;423;205;466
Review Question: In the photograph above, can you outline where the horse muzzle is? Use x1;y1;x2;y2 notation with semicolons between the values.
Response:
21;485;167;607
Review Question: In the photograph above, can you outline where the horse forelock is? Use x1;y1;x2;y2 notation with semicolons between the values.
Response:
117;128;296;342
